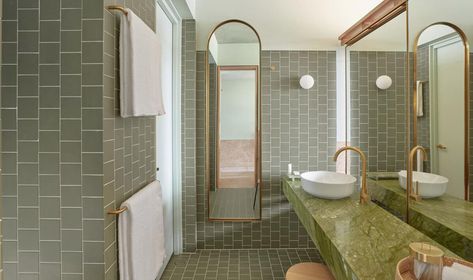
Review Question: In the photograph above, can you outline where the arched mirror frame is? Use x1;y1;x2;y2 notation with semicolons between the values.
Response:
205;19;263;221
412;22;470;200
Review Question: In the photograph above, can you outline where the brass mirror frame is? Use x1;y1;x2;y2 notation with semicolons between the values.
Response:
205;19;262;221
412;22;470;200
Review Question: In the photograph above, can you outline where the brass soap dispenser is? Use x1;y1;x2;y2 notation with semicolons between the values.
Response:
409;242;444;280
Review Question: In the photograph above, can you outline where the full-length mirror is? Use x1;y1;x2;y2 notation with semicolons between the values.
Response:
206;20;261;220
413;23;470;200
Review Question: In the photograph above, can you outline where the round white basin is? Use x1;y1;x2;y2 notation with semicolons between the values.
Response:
398;170;448;198
301;171;356;199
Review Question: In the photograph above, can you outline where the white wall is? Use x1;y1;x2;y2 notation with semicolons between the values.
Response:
220;73;256;140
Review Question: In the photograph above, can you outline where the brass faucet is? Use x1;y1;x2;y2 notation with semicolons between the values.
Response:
406;145;428;223
333;146;369;204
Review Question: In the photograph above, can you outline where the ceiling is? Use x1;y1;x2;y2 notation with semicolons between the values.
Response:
195;0;384;50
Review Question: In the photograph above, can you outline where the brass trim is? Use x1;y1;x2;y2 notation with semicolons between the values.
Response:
407;145;428;223
106;5;128;15
409;242;444;265
205;20;263;221
412;22;470;201
108;206;128;215
339;0;407;46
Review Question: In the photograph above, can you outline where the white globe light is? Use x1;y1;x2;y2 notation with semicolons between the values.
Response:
299;75;315;89
376;75;392;90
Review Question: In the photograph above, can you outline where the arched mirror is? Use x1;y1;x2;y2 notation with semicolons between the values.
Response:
413;22;470;200
206;20;262;220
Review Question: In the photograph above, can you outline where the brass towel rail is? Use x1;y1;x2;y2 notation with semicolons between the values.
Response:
107;5;128;15
108;206;128;215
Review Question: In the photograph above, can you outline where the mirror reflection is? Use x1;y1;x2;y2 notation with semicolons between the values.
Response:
206;21;261;220
414;24;468;199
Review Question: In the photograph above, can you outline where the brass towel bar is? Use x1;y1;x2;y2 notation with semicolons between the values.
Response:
107;5;128;15
108;206;128;215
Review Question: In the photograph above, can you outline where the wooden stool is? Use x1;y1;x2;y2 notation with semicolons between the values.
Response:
286;263;335;280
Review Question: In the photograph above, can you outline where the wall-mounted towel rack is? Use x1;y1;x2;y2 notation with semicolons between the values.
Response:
108;206;128;215
107;5;128;15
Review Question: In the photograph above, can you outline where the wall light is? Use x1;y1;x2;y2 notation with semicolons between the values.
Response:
299;75;315;90
376;75;392;90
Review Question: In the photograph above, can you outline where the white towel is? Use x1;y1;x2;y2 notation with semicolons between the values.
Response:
119;180;165;280
416;81;423;117
417;149;423;172
120;9;165;118
443;265;473;280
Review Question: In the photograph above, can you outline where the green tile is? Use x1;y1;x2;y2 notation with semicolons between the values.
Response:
83;19;103;41
18;141;39;162
39;131;59;153
19;230;40;250
60;75;81;96
3;196;18;217
3;218;18;239
19;252;39;273
2;130;18;152
82;131;102;153
40;65;60;86
18;120;39;140
18;208;39;228
3;0;17;20
39;153;60;174
39;263;61;280
82;86;103;108
18;97;39;118
18;163;39;184
83;175;103;197
2;108;17;129
39;87;60;108
62;252;83;273
18;53;39;74
19;0;39;8
40;0;60;20
2;152;18;174
18;75;39;96
62;0;81;8
3;42;18;64
60;163;81;185
82;64;103;85
82;153;102;175
18;185;39;206
40;241;61;262
61;97;81;118
83;219;104;241
61;120;81;140
61;53;81;74
61;31;81;52
61;141;81;163
61;185;82;207
40;42;60;64
61;208;82;229
83;197;102;219
39;175;60;196
83;0;103;19
2;64;17;85
62;230;82;251
40;219;60;240
84;264;104;280
83;42;103;63
3;241;18;261
39;109;60;130
82;109;102;129
40;21;60;42
84;241;104;263
61;8;81;30
18;31;39;52
39;197;60;219
1;85;17;107
3;20;18;42
19;10;39;30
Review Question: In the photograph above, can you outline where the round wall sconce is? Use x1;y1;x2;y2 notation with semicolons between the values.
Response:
376;75;392;90
299;75;315;89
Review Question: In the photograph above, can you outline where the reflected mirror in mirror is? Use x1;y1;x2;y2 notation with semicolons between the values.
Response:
206;21;261;220
413;23;469;200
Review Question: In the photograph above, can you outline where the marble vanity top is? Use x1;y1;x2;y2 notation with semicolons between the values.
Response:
367;177;473;261
282;177;458;280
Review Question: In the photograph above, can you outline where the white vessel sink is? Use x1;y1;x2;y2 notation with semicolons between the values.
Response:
301;171;356;199
398;170;448;198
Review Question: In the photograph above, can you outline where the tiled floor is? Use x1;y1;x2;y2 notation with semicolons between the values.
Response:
209;188;260;219
161;248;323;280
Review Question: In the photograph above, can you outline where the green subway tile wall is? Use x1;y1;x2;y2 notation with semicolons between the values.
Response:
103;0;157;279
1;0;106;279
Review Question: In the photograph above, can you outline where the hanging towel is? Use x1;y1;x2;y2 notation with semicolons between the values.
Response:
119;180;165;280
416;81;424;117
120;9;165;117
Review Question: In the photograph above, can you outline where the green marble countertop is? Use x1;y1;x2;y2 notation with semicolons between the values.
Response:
283;177;458;280
367;177;473;260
